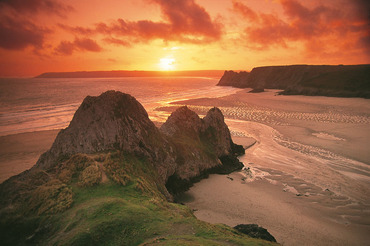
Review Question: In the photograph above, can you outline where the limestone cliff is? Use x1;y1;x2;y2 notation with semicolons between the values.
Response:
218;64;370;98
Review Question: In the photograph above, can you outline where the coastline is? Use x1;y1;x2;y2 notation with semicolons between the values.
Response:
1;89;369;245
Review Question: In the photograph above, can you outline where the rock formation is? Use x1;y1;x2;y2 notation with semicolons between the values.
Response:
1;91;244;202
0;91;279;246
218;64;370;98
35;91;177;183
161;106;244;194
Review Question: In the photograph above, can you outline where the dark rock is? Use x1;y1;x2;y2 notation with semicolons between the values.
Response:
161;106;244;195
234;224;277;242
248;88;265;93
217;70;250;87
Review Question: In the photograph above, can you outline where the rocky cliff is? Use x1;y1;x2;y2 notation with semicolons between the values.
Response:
218;65;370;98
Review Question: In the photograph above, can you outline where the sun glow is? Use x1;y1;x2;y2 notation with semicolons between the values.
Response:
159;57;176;70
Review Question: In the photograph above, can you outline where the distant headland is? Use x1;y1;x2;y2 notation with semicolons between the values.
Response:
217;64;370;98
36;70;224;78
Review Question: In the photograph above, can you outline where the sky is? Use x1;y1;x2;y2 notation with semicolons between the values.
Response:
0;0;369;76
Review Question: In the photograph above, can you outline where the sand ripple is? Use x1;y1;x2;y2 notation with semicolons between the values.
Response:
164;104;370;125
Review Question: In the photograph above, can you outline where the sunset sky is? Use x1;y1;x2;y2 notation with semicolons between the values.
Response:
0;0;369;76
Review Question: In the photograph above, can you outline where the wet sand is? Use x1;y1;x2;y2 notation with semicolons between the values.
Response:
0;130;58;183
170;89;370;246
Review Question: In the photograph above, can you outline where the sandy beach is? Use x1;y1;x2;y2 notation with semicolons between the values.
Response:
0;130;58;183
170;89;370;246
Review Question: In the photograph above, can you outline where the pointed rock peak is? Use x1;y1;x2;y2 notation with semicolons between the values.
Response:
160;106;202;137
170;106;199;119
205;107;223;118
36;91;159;170
204;107;224;125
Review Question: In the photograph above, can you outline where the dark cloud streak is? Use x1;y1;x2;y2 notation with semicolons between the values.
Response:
54;38;103;55
0;0;73;17
0;17;50;50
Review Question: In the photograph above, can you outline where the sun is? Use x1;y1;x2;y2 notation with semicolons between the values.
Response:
159;57;176;71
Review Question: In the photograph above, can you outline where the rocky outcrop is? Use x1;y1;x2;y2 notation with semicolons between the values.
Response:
161;106;244;194
35;91;176;183
234;224;277;242
218;65;370;98
2;91;244;202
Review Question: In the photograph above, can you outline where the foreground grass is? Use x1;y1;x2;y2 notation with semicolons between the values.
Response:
0;152;277;245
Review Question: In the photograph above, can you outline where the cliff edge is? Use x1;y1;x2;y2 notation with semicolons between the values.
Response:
218;64;370;98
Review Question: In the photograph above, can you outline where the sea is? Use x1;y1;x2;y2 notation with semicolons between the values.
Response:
0;77;240;137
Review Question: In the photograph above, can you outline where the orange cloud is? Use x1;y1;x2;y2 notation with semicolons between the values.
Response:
60;0;222;45
0;0;72;52
232;0;370;57
103;37;131;47
55;38;102;55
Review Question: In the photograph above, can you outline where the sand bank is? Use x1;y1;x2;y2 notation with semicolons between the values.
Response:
178;128;370;245
170;90;370;246
0;130;59;183
178;171;369;246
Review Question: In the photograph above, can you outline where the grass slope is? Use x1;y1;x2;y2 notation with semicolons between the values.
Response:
0;151;276;246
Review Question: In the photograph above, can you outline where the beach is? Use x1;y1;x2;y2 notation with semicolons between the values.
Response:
1;88;369;245
0;130;58;183
170;89;370;245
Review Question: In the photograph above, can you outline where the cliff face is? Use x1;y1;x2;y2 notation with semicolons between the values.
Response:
218;65;370;98
217;70;250;87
